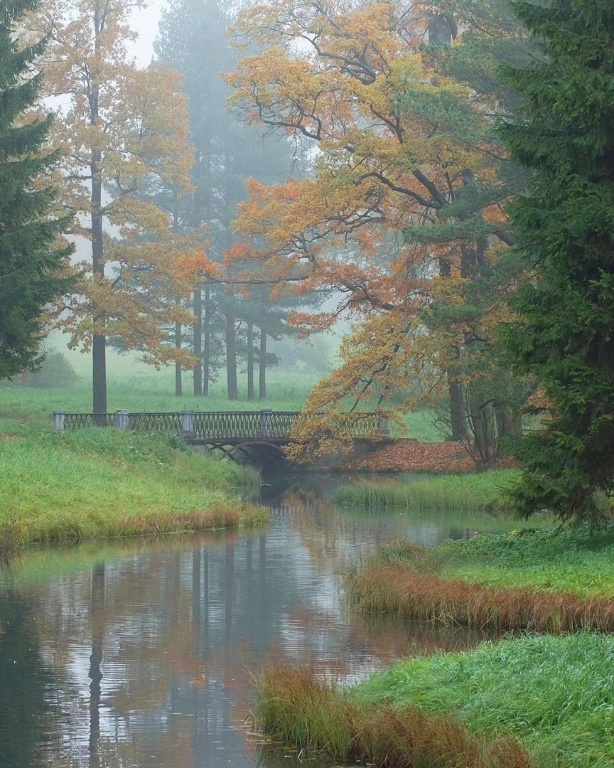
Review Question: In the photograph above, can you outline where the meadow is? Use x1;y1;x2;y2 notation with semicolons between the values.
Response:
0;344;443;441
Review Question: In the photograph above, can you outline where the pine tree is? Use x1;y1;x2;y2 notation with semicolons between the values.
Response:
0;0;74;380
500;0;614;523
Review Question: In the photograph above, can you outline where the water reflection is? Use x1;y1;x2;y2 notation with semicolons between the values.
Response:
0;483;519;768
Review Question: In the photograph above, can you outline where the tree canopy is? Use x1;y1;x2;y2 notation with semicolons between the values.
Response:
225;0;527;459
35;0;206;412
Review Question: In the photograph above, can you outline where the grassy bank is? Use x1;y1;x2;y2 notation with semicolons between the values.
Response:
333;470;517;512
254;661;532;768
438;526;614;598
254;633;614;768
346;528;614;631
0;427;267;553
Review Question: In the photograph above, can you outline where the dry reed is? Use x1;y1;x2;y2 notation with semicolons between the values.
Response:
346;565;614;632
254;664;533;768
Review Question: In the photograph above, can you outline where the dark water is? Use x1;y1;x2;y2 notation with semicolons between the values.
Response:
0;478;517;768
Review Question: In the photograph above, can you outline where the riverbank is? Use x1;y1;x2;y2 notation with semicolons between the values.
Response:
347;527;614;629
0;426;267;556
333;470;518;511
254;527;614;767
255;632;613;768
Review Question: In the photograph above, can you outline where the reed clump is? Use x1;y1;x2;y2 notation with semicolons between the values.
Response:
346;528;614;630
256;634;614;768
254;664;533;768
346;565;614;632
333;470;517;512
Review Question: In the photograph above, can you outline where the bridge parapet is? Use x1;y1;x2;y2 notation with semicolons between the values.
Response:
53;410;387;441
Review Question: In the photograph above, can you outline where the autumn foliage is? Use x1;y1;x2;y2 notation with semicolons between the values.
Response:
225;0;525;460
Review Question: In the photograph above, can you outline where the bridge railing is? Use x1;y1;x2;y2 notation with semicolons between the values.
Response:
53;409;388;440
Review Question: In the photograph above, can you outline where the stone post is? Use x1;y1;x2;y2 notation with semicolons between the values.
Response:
377;415;391;438
258;409;273;437
53;411;66;432
181;410;195;438
115;410;129;430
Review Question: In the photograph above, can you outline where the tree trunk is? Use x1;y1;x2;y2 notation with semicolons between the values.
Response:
91;7;106;417
448;377;467;440
448;347;467;440
91;156;106;415
203;286;210;396
226;305;238;401
174;319;182;398
259;323;267;401
495;403;523;441
193;287;202;396
469;393;497;464
247;322;254;401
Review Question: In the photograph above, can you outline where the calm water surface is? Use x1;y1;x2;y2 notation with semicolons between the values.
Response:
0;476;515;768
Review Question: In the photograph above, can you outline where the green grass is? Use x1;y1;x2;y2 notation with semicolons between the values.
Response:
354;632;614;768
254;634;614;768
0;348;441;441
439;526;614;598
333;470;519;512
400;410;446;442
0;427;266;550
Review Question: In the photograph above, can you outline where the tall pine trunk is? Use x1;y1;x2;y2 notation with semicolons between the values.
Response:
174;318;182;397
247;322;254;400
226;304;238;401
259;322;267;401
193;287;202;396
203;286;210;396
91;8;106;416
91;150;106;415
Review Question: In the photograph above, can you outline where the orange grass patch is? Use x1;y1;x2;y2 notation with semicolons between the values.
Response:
254;665;532;768
347;565;614;632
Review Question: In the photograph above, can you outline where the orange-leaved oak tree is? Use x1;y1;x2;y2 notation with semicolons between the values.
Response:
225;0;523;461
31;0;214;413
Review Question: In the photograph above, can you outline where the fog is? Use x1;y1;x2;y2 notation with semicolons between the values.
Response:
130;0;168;66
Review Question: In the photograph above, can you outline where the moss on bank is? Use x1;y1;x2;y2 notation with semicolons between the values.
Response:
0;427;266;553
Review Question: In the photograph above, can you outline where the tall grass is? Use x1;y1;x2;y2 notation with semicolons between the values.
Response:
346;565;614;632
345;529;614;630
253;664;533;768
355;633;614;768
0;427;267;550
255;633;614;767
333;471;518;512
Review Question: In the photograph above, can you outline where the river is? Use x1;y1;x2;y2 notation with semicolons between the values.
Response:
0;475;519;768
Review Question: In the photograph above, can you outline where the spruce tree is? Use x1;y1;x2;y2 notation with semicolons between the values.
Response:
499;0;614;522
0;0;74;379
